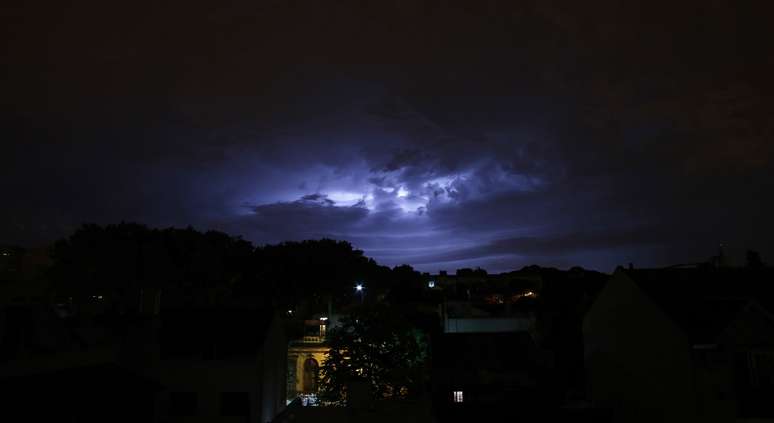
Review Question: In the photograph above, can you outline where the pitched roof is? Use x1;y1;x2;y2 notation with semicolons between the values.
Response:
622;268;774;343
160;307;275;358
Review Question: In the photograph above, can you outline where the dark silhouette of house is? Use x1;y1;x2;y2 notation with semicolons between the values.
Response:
0;302;288;423
584;267;774;423
1;361;161;422
151;307;287;423
431;329;554;422
0;303;161;422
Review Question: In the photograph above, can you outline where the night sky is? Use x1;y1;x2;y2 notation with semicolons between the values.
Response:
3;0;773;272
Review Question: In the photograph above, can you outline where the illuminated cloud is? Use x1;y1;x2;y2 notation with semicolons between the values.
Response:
3;1;774;272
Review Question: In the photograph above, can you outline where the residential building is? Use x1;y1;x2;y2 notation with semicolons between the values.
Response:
584;267;774;423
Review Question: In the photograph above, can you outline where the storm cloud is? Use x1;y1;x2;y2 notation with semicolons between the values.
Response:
2;0;773;272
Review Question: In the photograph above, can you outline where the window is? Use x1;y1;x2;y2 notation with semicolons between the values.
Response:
302;358;319;393
168;392;197;416
452;390;464;403
220;392;250;417
736;352;774;388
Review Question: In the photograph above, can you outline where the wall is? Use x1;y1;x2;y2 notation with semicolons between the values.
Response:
262;314;288;423
444;317;533;333
287;344;328;400
584;271;696;423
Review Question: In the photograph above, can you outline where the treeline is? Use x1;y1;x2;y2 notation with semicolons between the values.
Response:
46;223;417;312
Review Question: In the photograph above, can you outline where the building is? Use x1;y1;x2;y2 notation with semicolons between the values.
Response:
584;267;774;423
0;303;161;422
152;307;287;423
432;330;553;422
0;302;288;423
286;316;330;405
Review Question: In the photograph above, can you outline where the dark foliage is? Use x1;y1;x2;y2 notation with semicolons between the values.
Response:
46;223;414;312
318;304;429;405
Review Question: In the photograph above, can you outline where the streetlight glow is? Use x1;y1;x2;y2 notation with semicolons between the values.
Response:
355;284;364;292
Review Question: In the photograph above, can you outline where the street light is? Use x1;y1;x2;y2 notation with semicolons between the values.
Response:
355;283;364;303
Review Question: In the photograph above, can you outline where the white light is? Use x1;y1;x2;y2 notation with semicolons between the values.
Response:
319;316;328;321
327;191;365;206
428;281;435;288
355;284;364;292
453;390;463;403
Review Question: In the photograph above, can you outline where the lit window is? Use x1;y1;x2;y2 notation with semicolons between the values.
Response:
452;390;463;403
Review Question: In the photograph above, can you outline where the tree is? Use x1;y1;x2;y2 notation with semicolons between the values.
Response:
49;223;254;309
746;250;764;268
251;239;393;310
318;304;429;405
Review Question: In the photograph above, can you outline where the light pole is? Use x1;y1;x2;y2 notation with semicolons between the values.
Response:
355;283;364;304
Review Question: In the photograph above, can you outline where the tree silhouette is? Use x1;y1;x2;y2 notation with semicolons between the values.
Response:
318;304;428;405
746;250;764;268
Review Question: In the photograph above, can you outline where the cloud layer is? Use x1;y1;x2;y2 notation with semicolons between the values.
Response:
3;1;773;272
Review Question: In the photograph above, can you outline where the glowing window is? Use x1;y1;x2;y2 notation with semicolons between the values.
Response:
452;390;463;403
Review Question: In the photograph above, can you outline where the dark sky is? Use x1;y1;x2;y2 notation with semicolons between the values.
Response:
3;0;773;272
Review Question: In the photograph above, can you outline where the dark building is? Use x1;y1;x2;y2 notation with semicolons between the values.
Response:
1;362;161;423
432;331;552;422
585;267;774;423
0;301;288;423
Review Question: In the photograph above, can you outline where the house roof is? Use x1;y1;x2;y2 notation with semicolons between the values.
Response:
160;307;275;358
0;362;163;392
434;331;541;372
622;268;774;344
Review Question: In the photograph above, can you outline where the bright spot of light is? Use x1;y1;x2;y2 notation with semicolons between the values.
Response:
327;191;365;206
453;390;464;403
397;186;409;198
355;284;364;291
